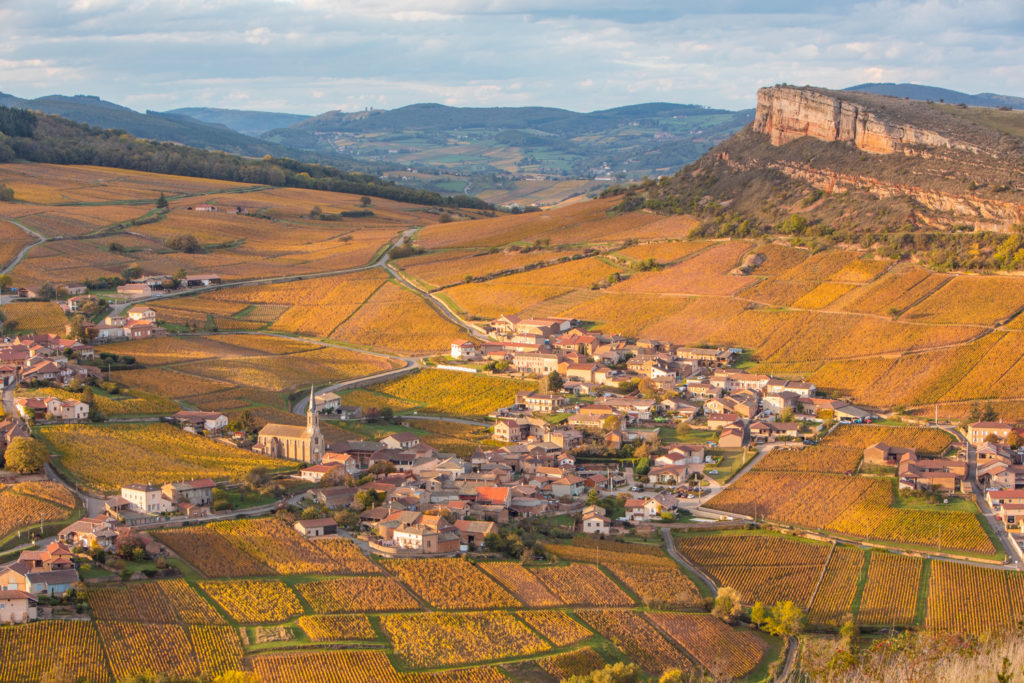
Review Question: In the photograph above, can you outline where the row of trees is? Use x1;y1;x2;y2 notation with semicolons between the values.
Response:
0;107;491;209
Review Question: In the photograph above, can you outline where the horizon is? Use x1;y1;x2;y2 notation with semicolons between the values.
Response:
4;0;1023;115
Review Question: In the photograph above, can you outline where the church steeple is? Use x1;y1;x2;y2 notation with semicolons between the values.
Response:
306;385;318;433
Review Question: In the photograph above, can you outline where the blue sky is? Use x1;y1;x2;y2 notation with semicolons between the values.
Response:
2;0;1022;114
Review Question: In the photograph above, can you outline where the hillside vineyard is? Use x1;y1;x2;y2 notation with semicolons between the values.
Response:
3;83;1024;682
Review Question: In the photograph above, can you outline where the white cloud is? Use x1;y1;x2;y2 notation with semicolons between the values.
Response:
2;0;1022;114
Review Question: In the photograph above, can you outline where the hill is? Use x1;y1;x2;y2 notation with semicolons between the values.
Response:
0;106;489;208
846;82;1024;110
163;106;311;137
0;92;306;160
610;84;1024;271
263;101;754;201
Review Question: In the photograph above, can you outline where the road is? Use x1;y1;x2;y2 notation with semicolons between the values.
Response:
291;361;419;415
942;423;1024;568
660;527;717;595
2;218;46;275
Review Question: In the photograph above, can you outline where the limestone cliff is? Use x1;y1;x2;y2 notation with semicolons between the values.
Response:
619;84;1024;241
753;85;975;154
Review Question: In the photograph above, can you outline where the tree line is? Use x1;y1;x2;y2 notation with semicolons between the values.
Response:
0;107;491;209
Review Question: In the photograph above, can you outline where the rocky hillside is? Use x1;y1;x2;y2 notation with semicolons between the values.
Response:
615;85;1024;269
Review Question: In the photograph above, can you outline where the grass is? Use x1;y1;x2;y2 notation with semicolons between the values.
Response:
848;549;872;618
914;558;932;627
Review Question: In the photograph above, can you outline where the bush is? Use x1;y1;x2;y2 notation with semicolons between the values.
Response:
164;234;201;253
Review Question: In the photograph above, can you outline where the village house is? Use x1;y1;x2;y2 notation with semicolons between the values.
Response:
0;590;36;623
624;498;662;523
450;340;480;360
58;515;120;551
0;561;78;597
119;483;175;514
313;392;342;413
512;352;560;375
897;451;967;493
381;432;420;450
116;283;152;299
516;391;567;413
581;505;610;535
184;274;222;287
968;422;1014;446
453;519;497;550
864;442;916;468
301;463;341;483
161;479;215;507
171;411;228;433
294;518;337;538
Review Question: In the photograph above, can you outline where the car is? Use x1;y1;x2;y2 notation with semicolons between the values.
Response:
709;469;719;475
687;493;696;499
630;485;643;492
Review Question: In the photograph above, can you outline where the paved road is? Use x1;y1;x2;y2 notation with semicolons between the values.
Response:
660;527;717;595
291;362;420;415
2;218;46;275
778;636;798;682
943;423;1024;567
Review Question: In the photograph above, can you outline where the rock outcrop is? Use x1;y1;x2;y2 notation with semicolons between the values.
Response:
753;85;978;155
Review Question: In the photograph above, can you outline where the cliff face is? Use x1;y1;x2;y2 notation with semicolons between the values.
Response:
753;86;977;155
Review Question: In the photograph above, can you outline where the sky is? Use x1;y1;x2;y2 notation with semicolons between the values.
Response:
2;0;1023;115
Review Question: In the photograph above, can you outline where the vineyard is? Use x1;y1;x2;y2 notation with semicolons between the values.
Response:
647;612;767;679
295;576;421;613
707;468;998;556
478;562;563;607
857;552;922;626
39;422;292;494
577;609;693;675
381;612;548;667
380;558;519;609
362;369;537;417
198;580;304;624
529;564;634;607
806;546;865;627
0;483;77;541
543;539;703;607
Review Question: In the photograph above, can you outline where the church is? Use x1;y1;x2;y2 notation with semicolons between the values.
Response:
256;387;325;464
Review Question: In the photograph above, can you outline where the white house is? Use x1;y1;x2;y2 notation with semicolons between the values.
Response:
450;340;480;360
624;497;662;523
119;484;174;514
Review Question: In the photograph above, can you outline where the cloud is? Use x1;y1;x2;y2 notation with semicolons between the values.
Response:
3;0;1023;114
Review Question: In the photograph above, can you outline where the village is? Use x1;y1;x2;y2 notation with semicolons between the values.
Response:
6;308;1024;630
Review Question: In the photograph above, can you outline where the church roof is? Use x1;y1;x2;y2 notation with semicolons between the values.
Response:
259;424;312;439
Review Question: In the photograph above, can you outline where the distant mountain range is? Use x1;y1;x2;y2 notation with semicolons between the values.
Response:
3;83;1020;205
845;83;1024;109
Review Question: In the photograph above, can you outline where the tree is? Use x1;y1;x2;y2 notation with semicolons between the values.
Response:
367;461;396;475
164;234;201;253
232;409;259;434
712;586;743;623
1008;432;1023;449
354;489;382;511
982;402;999;422
81;386;94;405
750;601;768;627
565;662;641;683
839;617;860;653
0;184;14;202
243;466;269;489
155;192;168;209
360;196;372;207
3;437;49;473
68;315;87;343
758;600;805;638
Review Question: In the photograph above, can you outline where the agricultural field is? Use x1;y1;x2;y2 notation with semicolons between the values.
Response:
577;609;693;676
543;538;702;608
806;546;865;627
381;558;519;609
17;385;178;417
925;561;1016;635
198;579;304;624
0;620;108;683
380;612;548;667
296;576;421;613
529;564;634;607
353;368;536;417
0;482;78;541
88;579;224;624
857;552;922;626
296;615;376;642
676;533;831;609
478;562;563;607
38;422;292;494
536;648;607;680
515;610;592;646
707;462;998;556
96;622;200;681
105;333;400;414
153;525;275;578
647;612;768;680
0;301;68;334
